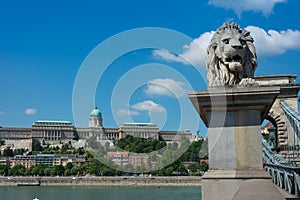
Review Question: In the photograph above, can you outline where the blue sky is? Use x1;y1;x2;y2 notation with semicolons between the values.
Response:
0;0;300;136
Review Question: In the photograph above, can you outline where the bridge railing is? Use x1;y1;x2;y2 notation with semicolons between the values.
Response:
262;137;300;196
280;100;300;126
262;138;290;165
280;100;300;160
264;163;300;196
260;100;300;196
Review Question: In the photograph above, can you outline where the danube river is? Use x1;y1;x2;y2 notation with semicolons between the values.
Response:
0;185;202;200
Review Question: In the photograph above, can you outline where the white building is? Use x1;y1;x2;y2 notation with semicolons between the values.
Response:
119;123;159;140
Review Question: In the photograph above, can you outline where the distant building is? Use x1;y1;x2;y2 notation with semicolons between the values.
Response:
75;127;90;138
35;154;54;167
119;123;159;140
159;130;184;141
0;107;198;149
107;151;151;169
78;115;161;141
159;129;198;142
103;127;120;140
10;155;35;168
0;127;32;151
0;127;32;140
0;159;9;166
32;120;77;143
53;154;76;166
9;154;86;168
107;151;129;166
74;155;88;166
36;154;86;168
128;153;150;169
76;107;117;140
0;121;77;149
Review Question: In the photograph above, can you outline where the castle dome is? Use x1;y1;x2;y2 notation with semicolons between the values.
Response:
90;107;102;118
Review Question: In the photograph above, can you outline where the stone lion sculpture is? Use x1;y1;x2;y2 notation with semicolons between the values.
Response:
206;23;258;86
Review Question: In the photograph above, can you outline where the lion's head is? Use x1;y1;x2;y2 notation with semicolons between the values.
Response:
206;23;258;86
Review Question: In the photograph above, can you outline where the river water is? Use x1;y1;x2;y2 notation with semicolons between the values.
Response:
0;185;202;200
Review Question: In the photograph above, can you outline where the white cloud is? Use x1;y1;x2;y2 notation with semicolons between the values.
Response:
25;108;37;115
246;26;300;56
180;31;213;66
153;26;300;65
152;31;211;67
208;0;286;17
131;100;165;113
153;32;212;67
117;109;139;116
153;49;187;64
145;78;187;98
0;111;4;115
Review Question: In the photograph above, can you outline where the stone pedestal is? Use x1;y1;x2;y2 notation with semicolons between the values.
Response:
189;86;281;200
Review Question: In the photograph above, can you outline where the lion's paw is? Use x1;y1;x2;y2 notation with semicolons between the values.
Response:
239;78;259;86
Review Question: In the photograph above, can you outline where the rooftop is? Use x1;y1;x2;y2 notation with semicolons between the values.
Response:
36;154;55;157
107;152;129;157
122;122;156;125
33;120;73;126
90;107;102;118
120;123;158;127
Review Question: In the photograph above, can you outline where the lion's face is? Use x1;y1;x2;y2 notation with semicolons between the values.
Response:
215;29;247;72
206;23;257;86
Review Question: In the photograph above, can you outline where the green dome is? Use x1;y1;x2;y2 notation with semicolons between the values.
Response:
90;107;102;118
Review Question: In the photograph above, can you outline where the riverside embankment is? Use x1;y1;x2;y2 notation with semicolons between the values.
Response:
0;176;202;186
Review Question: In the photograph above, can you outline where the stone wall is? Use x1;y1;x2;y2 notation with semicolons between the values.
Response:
3;139;32;151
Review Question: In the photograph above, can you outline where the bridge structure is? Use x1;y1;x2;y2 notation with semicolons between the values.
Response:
259;74;300;197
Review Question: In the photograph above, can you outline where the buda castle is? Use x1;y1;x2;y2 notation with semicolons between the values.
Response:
0;108;198;151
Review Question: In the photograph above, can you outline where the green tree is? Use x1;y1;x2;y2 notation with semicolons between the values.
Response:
73;147;85;155
44;168;52;176
14;148;25;156
64;169;71;176
199;162;209;172
179;140;204;162
60;143;73;154
0;164;9;176
78;163;88;176
70;166;80;176
65;162;74;170
88;158;102;175
84;150;94;159
9;164;26;176
123;164;133;173
51;165;65;176
101;166;115;176
133;166;142;174
3;147;14;157
188;162;200;173
31;164;48;176
25;168;32;176
116;135;166;153
32;139;43;152
31;166;39;176
175;162;187;175
165;166;174;176
41;148;55;154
